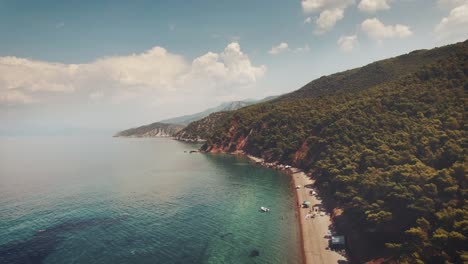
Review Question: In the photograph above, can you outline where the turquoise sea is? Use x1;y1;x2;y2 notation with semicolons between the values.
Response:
0;137;302;264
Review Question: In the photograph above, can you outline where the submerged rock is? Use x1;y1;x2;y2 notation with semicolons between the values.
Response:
249;249;260;257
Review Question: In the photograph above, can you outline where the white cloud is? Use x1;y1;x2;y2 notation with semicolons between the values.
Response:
361;18;413;40
188;43;266;87
302;0;325;13
268;43;310;54
434;3;468;43
301;0;354;33
91;46;188;89
315;8;345;34
304;17;312;24
437;0;468;9
0;43;266;105
338;35;358;51
301;0;354;13
268;42;289;54
0;90;36;105
358;0;390;12
294;44;311;53
0;56;77;93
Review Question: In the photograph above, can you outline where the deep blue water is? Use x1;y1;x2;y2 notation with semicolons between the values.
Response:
0;137;301;264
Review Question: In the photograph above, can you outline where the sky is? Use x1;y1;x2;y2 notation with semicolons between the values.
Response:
1;0;467;135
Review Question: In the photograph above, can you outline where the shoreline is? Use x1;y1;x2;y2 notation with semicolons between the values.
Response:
246;155;348;264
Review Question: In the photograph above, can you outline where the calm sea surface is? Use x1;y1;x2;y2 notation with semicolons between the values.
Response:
0;137;301;264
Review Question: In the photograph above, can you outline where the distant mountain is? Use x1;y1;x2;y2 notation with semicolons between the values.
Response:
114;123;184;138
160;97;276;125
115;96;277;138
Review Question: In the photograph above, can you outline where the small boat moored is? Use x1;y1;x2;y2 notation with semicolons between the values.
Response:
260;206;270;212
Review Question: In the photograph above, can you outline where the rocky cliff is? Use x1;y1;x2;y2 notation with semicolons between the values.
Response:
114;122;185;138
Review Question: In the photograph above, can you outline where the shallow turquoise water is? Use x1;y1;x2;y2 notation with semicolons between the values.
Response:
0;137;301;264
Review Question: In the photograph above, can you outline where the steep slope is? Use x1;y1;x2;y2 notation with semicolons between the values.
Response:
114;123;184;137
174;111;230;141
173;97;279;141
201;41;468;263
276;43;464;101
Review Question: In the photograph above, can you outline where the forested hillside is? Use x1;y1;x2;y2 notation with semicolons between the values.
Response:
276;42;464;101
175;111;230;141
201;40;467;263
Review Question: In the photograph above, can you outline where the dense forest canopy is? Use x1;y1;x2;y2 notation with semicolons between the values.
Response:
200;40;467;263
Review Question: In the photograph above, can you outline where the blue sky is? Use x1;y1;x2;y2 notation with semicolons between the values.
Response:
0;0;467;135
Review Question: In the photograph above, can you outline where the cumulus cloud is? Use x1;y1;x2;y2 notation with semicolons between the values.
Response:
338;35;358;51
268;42;289;54
358;0;390;12
0;56;77;93
188;42;266;87
301;0;354;13
434;3;468;43
0;43;266;105
315;8;345;34
361;18;413;40
301;0;354;34
91;47;188;89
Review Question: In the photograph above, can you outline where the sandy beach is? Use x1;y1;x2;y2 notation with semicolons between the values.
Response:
292;169;347;264
247;155;347;264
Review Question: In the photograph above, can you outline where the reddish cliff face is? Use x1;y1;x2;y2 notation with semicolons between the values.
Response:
208;134;313;168
203;119;244;153
292;141;309;167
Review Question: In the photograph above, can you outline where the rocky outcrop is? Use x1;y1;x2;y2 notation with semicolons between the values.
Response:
114;122;185;138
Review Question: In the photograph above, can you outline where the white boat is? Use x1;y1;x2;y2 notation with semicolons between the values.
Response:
260;207;270;212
